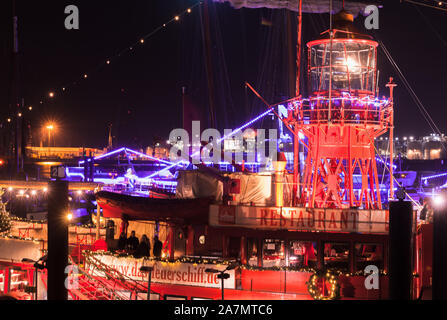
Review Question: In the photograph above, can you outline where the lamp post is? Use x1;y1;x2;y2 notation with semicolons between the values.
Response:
205;262;238;300
22;256;47;300
140;266;154;300
46;125;54;147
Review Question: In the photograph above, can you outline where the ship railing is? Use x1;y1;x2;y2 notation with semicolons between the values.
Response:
289;98;392;128
83;252;158;300
68;255;126;300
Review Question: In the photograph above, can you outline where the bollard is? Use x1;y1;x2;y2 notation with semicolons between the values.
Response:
389;200;413;300
433;191;447;299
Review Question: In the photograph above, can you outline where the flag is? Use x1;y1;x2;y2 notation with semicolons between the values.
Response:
213;0;378;16
182;88;206;139
261;16;273;26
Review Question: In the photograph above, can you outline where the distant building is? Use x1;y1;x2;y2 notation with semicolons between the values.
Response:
375;134;447;160
26;147;105;160
145;146;170;160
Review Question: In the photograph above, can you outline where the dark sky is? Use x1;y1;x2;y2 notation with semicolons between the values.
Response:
0;0;446;149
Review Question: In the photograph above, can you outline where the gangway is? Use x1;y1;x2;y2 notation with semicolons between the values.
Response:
67;252;157;300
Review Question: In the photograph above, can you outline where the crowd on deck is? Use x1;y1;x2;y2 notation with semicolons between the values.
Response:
419;197;434;224
117;230;163;258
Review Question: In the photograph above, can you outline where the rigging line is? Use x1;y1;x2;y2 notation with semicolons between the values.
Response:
62;1;203;91
381;42;441;136
373;144;422;210
378;39;445;145
380;139;390;185
213;4;236;129
413;4;447;49
239;11;251;120
402;0;447;13
251;11;273;120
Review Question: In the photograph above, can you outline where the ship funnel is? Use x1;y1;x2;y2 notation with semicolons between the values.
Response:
272;152;287;207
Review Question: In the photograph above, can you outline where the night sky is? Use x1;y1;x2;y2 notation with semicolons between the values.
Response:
0;0;446;149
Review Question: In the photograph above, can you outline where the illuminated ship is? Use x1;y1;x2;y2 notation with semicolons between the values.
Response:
1;5;435;301
88;9;432;300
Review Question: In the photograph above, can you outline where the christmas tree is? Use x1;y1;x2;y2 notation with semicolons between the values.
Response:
0;191;11;235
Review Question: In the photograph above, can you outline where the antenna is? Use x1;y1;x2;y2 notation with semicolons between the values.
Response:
108;124;113;150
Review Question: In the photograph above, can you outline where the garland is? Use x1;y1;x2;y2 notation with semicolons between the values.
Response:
85;250;233;266
84;251;395;277
10;217;105;231
1;234;44;242
306;269;341;300
10;216;46;224
11;217;101;230
240;265;316;273
240;264;388;276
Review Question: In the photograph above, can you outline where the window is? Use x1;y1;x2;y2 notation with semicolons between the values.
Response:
288;241;317;269
247;238;258;266
228;237;241;259
355;243;383;272
165;295;187;300
324;242;350;271
136;292;160;300
262;239;285;268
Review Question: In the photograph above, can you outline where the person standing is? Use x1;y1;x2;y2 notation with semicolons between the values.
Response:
117;232;127;251
127;231;139;253
153;235;163;258
135;235;151;258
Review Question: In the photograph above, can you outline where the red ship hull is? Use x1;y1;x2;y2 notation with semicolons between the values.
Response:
96;191;213;224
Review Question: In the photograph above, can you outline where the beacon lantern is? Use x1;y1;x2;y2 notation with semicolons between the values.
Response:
285;10;394;209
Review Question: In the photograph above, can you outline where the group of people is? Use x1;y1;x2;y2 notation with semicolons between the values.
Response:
117;231;163;258
419;197;434;223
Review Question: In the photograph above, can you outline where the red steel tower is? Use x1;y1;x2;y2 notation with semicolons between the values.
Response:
286;11;394;209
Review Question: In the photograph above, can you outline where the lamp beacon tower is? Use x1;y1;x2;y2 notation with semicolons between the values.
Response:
288;11;394;209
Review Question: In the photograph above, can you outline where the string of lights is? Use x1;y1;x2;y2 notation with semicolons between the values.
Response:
421;172;447;181
403;0;447;12
86;250;233;267
0;1;203;128
86;250;393;277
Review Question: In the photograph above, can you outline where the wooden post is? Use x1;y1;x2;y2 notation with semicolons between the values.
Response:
96;203;101;240
317;240;324;270
169;225;175;260
47;180;69;300
349;241;355;274
222;235;229;259
389;200;413;300
186;225;195;256
240;236;247;265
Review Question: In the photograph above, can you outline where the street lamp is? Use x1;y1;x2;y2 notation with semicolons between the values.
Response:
22;255;47;300
205;262;239;300
46;124;54;147
140;266;154;300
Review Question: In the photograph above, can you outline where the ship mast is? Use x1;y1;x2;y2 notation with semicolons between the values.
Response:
293;0;303;205
11;0;24;176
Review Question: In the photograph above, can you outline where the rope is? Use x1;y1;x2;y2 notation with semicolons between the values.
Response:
402;0;447;13
373;144;422;210
377;39;447;152
413;4;447;49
